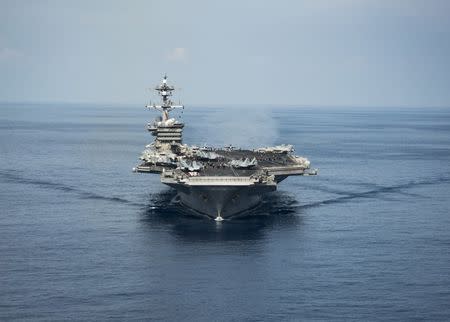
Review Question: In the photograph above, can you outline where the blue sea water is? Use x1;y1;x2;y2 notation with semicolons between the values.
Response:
1;103;450;321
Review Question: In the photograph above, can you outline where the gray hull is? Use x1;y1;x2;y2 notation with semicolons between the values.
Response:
165;183;276;219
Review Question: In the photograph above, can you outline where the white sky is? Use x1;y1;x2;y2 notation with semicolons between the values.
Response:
1;0;449;107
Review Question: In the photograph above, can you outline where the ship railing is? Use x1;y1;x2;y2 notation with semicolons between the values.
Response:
181;176;259;186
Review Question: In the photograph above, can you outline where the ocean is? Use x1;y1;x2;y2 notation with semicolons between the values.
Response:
1;103;449;321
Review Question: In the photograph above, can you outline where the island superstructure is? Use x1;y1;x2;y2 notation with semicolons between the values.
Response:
134;75;317;220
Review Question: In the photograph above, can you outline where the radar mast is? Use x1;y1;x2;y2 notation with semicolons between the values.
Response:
146;75;183;121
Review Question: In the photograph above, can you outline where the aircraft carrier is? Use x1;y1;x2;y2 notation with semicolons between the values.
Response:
134;76;317;220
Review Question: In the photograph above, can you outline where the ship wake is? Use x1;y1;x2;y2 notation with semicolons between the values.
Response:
300;175;450;209
0;170;144;207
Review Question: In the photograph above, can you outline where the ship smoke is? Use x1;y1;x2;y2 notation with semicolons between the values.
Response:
199;106;278;148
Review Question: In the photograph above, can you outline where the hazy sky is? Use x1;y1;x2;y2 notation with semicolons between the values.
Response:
1;0;449;107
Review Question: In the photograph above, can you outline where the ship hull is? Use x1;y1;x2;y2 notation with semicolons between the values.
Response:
164;183;276;219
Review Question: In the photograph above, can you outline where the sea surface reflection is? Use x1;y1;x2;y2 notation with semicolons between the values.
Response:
140;189;303;243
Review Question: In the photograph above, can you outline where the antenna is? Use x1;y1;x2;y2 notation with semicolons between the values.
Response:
147;75;184;121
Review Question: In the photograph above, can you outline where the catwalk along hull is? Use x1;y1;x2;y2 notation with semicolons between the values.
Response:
163;183;276;219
